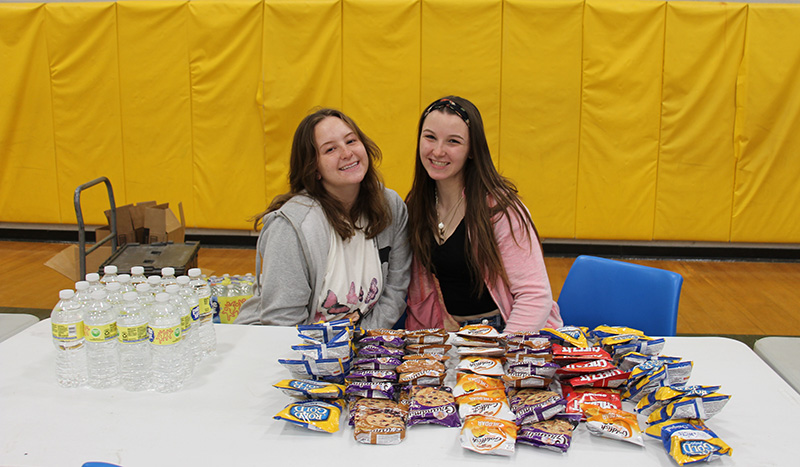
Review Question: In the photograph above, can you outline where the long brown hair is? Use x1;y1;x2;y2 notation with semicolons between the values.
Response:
406;96;540;289
251;108;391;239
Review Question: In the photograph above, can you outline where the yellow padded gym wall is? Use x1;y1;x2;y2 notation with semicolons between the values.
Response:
117;1;193;221
47;2;126;225
501;0;584;239
732;4;800;243
188;0;264;229
0;3;60;223
1;0;799;243
577;0;665;240
656;1;746;242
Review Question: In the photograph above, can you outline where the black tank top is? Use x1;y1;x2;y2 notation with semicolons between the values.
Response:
431;219;499;317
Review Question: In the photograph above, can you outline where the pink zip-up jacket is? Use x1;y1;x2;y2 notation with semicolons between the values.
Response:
406;203;562;333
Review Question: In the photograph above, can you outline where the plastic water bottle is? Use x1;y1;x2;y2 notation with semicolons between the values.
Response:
75;280;92;304
117;274;134;294
189;268;216;358
130;266;147;288
85;272;103;293
105;282;124;310
117;292;151;391
147;275;163;294
84;290;120;389
100;265;118;286
161;267;177;289
166;284;195;381
136;283;156;308
51;289;88;388
148;293;184;393
178;275;202;363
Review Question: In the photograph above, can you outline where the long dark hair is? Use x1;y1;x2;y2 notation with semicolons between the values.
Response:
406;96;540;289
251;108;391;239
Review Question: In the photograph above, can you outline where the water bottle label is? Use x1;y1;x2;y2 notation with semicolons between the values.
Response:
199;296;212;318
52;321;84;341
181;313;192;331
148;324;182;345
191;305;200;322
85;323;118;343
118;323;149;344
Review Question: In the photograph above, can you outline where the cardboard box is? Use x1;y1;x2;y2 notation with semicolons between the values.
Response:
44;244;113;283
102;201;184;245
145;203;185;244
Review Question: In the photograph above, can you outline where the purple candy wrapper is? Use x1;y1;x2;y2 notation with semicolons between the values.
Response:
345;381;395;400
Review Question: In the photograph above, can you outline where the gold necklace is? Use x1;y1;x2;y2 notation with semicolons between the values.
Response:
436;191;464;243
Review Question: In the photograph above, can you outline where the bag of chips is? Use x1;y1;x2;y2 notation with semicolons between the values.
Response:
508;389;566;425
659;419;732;465
457;389;515;421
273;379;345;399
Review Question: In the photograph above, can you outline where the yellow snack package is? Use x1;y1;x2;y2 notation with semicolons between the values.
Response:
659;419;732;465
274;399;343;433
460;415;517;456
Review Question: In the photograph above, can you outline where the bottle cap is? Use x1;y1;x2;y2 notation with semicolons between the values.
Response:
131;266;145;275
177;276;190;285
106;282;121;291
104;265;118;274
85;272;100;282
122;291;138;301
117;274;131;283
59;289;75;299
75;281;90;290
147;276;161;286
155;293;170;302
162;267;175;276
188;268;201;278
136;283;151;293
90;290;107;300
165;284;181;294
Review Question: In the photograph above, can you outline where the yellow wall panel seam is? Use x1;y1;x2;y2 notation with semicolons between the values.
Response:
573;0;586;240
497;0;504;172
113;2;127;206
652;2;668;241
730;3;750;243
42;4;63;223
184;1;196;224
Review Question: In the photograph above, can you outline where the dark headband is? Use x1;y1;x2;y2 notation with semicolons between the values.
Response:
421;98;470;127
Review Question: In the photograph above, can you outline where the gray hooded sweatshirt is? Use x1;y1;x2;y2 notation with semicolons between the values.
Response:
235;188;411;329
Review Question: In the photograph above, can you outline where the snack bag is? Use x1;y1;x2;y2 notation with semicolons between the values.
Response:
552;344;611;363
636;385;722;416
582;404;644;446
297;320;353;343
273;379;346;399
456;324;502;340
646;393;731;425
398;369;447;386
356;334;406;349
660;419;732;465
405;328;449;345
508;388;566;425
346;369;398;383
274;399;343;433
457;356;505;377
354;409;406;445
460;415;517;456
566;368;631;389
348;397;405;426
453;372;506;401
352;356;403;370
457;389;515;421
397;358;446;374
562;385;622;420
407;386;461;428
541;326;590;348
345;381;395;399
517;413;582;452
505;361;559;379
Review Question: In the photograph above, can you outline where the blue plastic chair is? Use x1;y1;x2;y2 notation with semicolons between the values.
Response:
556;255;683;336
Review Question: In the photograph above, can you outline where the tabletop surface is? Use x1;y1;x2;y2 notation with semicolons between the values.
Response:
2;320;798;467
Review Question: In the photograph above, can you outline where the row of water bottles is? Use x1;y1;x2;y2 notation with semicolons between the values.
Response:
51;265;217;393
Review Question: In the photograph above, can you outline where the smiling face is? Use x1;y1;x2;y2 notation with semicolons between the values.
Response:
419;110;470;185
314;116;369;205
